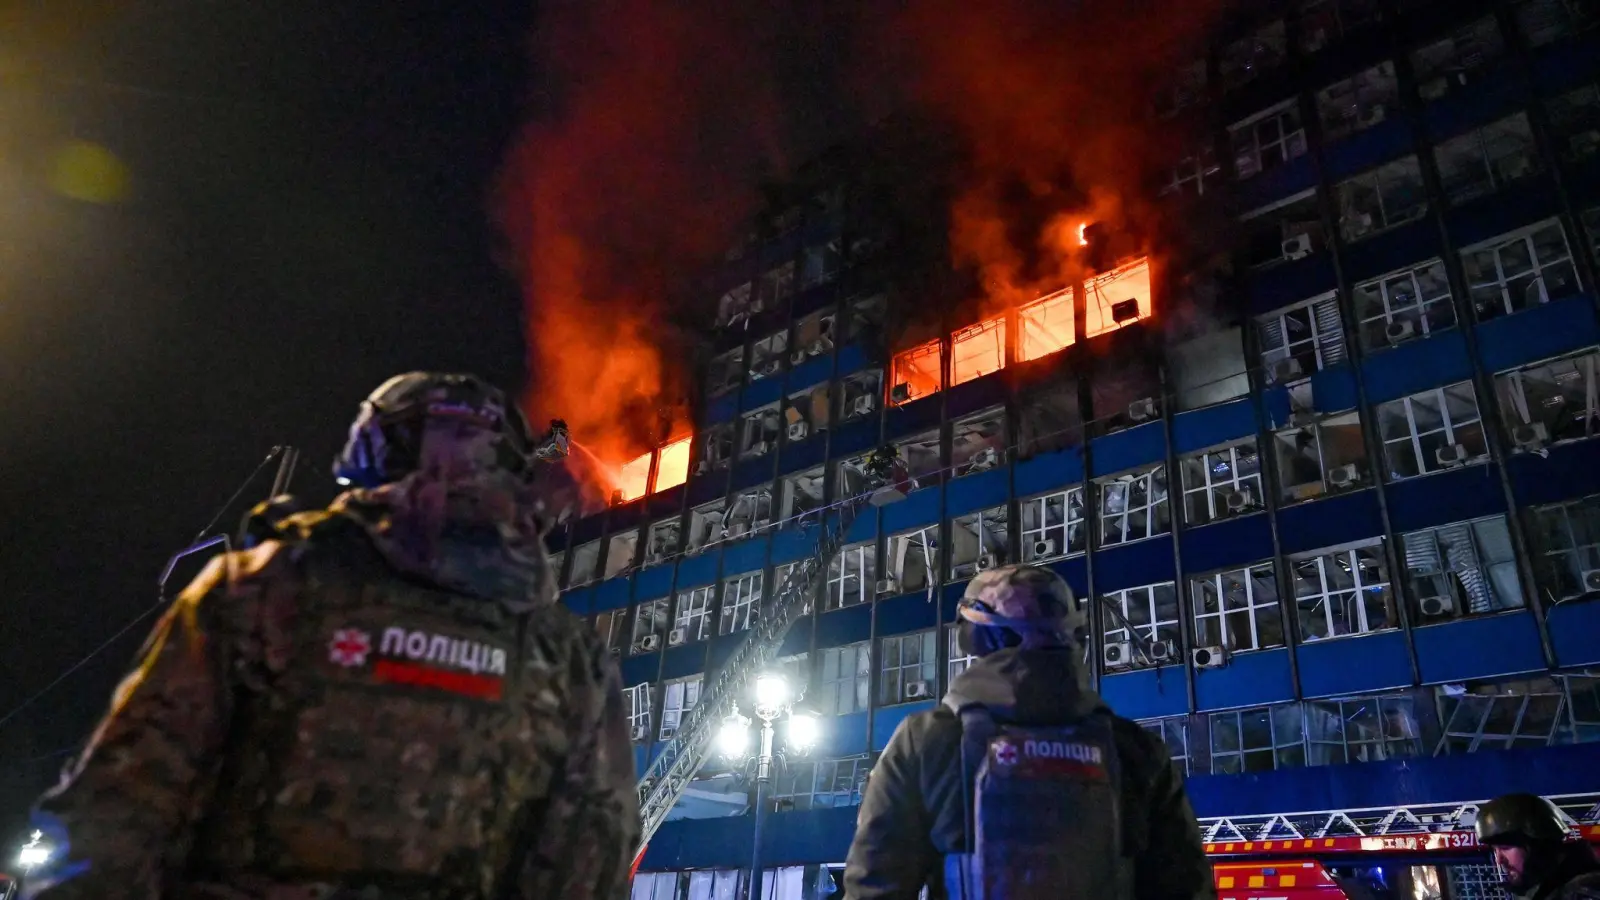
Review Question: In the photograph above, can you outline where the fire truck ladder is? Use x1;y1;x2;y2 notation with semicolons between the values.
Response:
633;449;903;861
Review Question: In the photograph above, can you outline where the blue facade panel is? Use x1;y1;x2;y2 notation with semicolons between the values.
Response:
780;435;827;474
661;644;707;680
876;593;938;636
1385;466;1507;533
1090;421;1165;475
595;576;633;610
1319;118;1415;183
821;711;870;757
1551;600;1600;667
1361;329;1473;404
1447;180;1563;250
721;537;768;576
1194;649;1295;711
1180;514;1275;574
705;391;739;425
1418;61;1525;139
561;586;592;615
1475;296;1600;374
1246;255;1338;315
1093;539;1177;593
634;564;675;601
1296;631;1412;698
1509;440;1600;506
1098;669;1188;720
815;604;872;648
1277;491;1384;555
788;354;833;391
675;551;721;589
1014;448;1084;495
881;486;941;532
1414;612;1547;684
835;342;870;378
619;653;660;687
946;469;1009;516
831;418;880;458
1172;399;1257;454
770;526;817;565
873;701;935;750
740;377;784;412
1339;219;1440;287
885;395;941;440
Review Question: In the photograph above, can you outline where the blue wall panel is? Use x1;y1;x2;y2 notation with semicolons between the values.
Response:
829;506;879;544
647;484;685;518
1296;631;1412;698
821;711;870;756
1528;35;1600;93
675;551;721;589
1235;155;1317;211
1093;539;1177;593
1509;440;1600;506
835;342;870;377
816;603;873;648
1475;295;1600;373
1414;612;1546;684
1180;514;1275;574
1308;364;1360;413
619;652;661;687
1090;421;1166;475
877;593;939;636
1053;556;1091;599
1173;399;1258;454
1419;62;1525;139
572;514;605;545
1339;219;1440;286
705;391;739;425
770;526;818;565
1277;490;1384;555
788;354;833;391
661;643;707;680
1551;600;1600;667
881;485;942;532
946;469;1010;516
1194;649;1295;711
731;456;775;493
1014;447;1085;496
831;418;881;458
874;700;936;750
561;586;594;615
707;631;744;673
721;537;768;576
595;576;634;610
634;564;676;601
780;615;813;657
610;500;645;532
1361;329;1473;404
780;435;827;474
741;376;785;412
937;581;970;621
1385;465;1506;533
1448;180;1562;249
640;806;862;872
948;374;1007;418
1098;668;1189;719
687;473;728;508
1246;255;1339;315
885;395;942;440
1320;118;1415;183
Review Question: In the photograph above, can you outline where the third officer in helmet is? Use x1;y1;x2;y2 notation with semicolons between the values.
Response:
843;565;1213;900
1476;793;1600;899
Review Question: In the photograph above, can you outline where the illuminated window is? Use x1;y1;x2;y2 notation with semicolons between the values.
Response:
890;339;943;405
616;452;652;503
1084;258;1153;337
1020;288;1076;361
651;436;691;493
951;318;1006;386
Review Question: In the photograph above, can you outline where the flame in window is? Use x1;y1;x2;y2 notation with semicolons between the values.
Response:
891;339;944;405
652;436;692;492
1019;287;1077;361
1085;256;1153;337
951;317;1007;386
616;452;653;502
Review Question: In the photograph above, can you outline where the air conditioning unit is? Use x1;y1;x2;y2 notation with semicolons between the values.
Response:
668;627;688;647
876;577;899;595
637;634;661;652
1513;422;1549;451
728;520;750;538
1282;234;1313;260
1583;569;1600;592
1328;464;1360;487
970;447;1000;471
853;395;878;417
630;725;650;742
747;440;770;456
1435;443;1468;467
1419;596;1454;617
1272;358;1304;382
976;553;999;572
1386;319;1416;344
1148;640;1174;662
1031;538;1059;560
791;349;810;366
890;383;912;404
1128;397;1158;422
1192;646;1226;669
1104;641;1133;667
610;646;622;657
788;422;810;441
905;681;933;700
1224;488;1255;513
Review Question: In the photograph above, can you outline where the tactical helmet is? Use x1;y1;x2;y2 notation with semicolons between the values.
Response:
955;565;1089;657
1475;793;1571;847
332;372;536;488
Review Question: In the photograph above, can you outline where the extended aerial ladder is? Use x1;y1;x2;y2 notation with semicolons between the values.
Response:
631;446;908;865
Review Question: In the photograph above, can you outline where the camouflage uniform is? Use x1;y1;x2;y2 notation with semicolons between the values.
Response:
29;378;639;900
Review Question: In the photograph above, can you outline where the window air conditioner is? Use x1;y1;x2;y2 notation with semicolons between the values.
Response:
1282;234;1313;260
1031;538;1059;560
1435;443;1468;467
876;577;899;595
1148;640;1174;661
637;634;661;652
1128;397;1157;422
1104;641;1132;667
1386;319;1416;344
890;383;912;404
1192;646;1226;669
1328;464;1360;487
1513;422;1549;451
728;520;750;538
1583;569;1600;593
905;681;933;700
1224;488;1255;513
1272;357;1304;383
853;395;878;417
1418;595;1454;617
976;553;999;572
787;421;809;442
630;725;650;742
970;447;999;471
668;627;688;647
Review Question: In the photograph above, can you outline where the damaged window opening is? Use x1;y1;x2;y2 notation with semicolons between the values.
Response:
952;408;1006;477
1403;516;1523;623
1434;113;1539;205
1376;382;1489;480
749;331;789;381
838;369;883;422
1545;83;1600;162
1192;562;1285;655
603;528;639;580
759;262;795;314
1085;258;1154;337
800;240;843;289
1498;348;1600;450
818;641;872;716
1298;0;1383;54
658;675;702;741
1153;57;1207;118
1528;494;1600;603
1463;220;1582;321
1160;142;1223;198
720;570;764;636
792;309;837;363
652;436;690;493
778;753;870;811
879;630;938;705
1242;190;1324;267
1021;487;1088;562
1229;100;1307;180
1305;694;1424;765
631;598;671;654
1101;582;1181;670
1336;156;1427;242
1353;259;1456;349
1316;61;1398;142
740;405;781;459
951;317;1007;386
707;348;743;396
726;488;772;539
784;384;831;441
1258;292;1346;386
1515;0;1600;47
890;339;943;405
896;430;943;490
1140;718;1191;775
1016;379;1081;457
1291;540;1396;641
1274;411;1372;503
686;499;727;554
595;608;627;655
827;542;876;610
1170;328;1250;412
569;539;601;587
886;526;940;595
782;466;827;524
950;506;1010;580
696;422;735;475
615;453;652;505
1220;19;1287;91
1211;702;1305;773
773;562;812;616
1434;676;1571;753
846;293;887;343
624;682;653;741
672;584;714;644
947;624;978;684
1180;439;1265;526
1019;287;1076;361
834;453;877;502
716;282;753;329
1411;17;1505;103
1098;465;1171;547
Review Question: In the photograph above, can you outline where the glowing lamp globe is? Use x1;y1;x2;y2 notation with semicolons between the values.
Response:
754;673;790;711
717;715;750;759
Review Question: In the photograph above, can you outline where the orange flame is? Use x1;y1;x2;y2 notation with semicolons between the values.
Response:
1077;222;1088;247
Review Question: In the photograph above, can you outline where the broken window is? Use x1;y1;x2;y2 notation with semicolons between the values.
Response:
1210;703;1306;773
1375;381;1489;480
792;309;837;362
1101;582;1182;670
1180;440;1265;526
1274;411;1371;503
1160;141;1223;198
818;642;872;715
1434;113;1539;205
1016;376;1081;457
1513;0;1599;48
1402;516;1523;623
1316;61;1398;141
784;383;831;441
1353;259;1456;350
595;608;627;655
603;528;639;580
726;487;772;539
781;466;827;523
1528;494;1600;602
1229;100;1308;181
658;675;702;741
1298;0;1383;54
1258;292;1347;386
1020;487;1089;562
896;430;943;489
890;339;943;405
951;317;1006;385
1085;258;1154;337
1497;348;1600;450
1304;694;1422;764
886;526;940;594
759;261;795;311
838;369;883;422
707;347;744;396
950;506;1010;579
1192;563;1285;655
1241;190;1325;268
631;598;671;653
1220;19;1287;91
1019;287;1076;360
771;563;812;616
1291;540;1396;640
569;539;601;587
1545;82;1600;162
740;405;781;458
1140;717;1191;775
834;453;878;502
951;407;1006;477
1411;17;1505;102
1098;465;1171;547
644;518;681;567
1169;327;1251;411
827;542;877;610
1462;219;1581;321
686;499;727;553
749;331;789;381
624;682;653;741
845;293;887;343
672;584;715;644
717;282;753;328
719;570;763;636
1435;676;1569;753
696;422;735;474
800;240;843;289
1335;156;1427;242
1153;57;1208;118
879;630;938;705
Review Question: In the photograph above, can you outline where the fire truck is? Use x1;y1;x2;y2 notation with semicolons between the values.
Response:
1202;794;1600;900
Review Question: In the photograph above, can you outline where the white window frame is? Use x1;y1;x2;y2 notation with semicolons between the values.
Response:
1529;495;1600;603
603;528;639;580
1375;381;1488;480
1290;540;1396;641
1229;99;1308;180
1273;411;1371;503
1100;582;1181;669
658;675;703;741
818;641;872;716
838;369;884;422
1315;60;1397;140
569;539;602;587
781;466;828;523
1258;292;1347;385
1139;716;1191;775
1461;219;1581;320
1335;156;1427;241
1179;440;1264;525
826;542;876;610
946;623;978;686
625;683;653;742
1191;562;1285;654
719;571;764;636
1433;113;1539;205
1098;466;1171;547
1303;693;1424;765
740;405;781;459
949;505;1010;579
1160;142;1223;197
879;630;939;705
644;518;681;566
1435;677;1569;753
1020;486;1088;561
1497;348;1600;447
686;499;728;553
1401;515;1524;621
1353;258;1456;348
673;584;716;644
1209;703;1307;773
749;330;789;381
631;598;670;653
886;526;940;594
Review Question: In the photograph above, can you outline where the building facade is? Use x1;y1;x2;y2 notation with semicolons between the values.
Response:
546;0;1600;895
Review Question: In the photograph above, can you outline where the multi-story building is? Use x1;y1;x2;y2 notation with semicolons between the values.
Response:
546;0;1600;895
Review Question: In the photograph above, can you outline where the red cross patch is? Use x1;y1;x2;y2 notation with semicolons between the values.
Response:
328;628;372;667
993;739;1019;767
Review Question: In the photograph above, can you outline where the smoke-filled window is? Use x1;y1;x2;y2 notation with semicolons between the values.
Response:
740;405;781;458
1411;17;1504;102
1019;287;1076;360
838;369;883;423
1316;61;1397;141
800;240;842;289
846;293;886;343
1240;190;1324;267
1401;516;1522;623
890;339;943;405
1291;541;1396;641
949;506;1009;580
793;309;837;361
1434;113;1539;206
886;526;940;594
604;528;639;580
1353;259;1456;350
1100;582;1181;670
1219;19;1286;91
653;436;690;493
716;282;753;328
707;347;743;396
569;539;601;587
1257;292;1346;386
1375;382;1489;480
1168;328;1250;412
1335;156;1427;242
782;466;827;524
1273;411;1371;504
785;384;831;440
1514;0;1599;47
1229;100;1306;180
1496;347;1600;449
644;517;681;566
1179;440;1264;526
951;317;1006;385
1016;377;1081;457
749;331;789;381
1097;465;1170;547
951;408;1006;477
1460;219;1581;321
1021;487;1088;562
1544;83;1600;162
1298;0;1383;54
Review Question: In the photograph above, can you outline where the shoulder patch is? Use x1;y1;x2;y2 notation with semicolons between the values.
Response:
324;622;511;701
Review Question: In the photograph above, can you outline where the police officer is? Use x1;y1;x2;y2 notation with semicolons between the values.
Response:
1476;793;1600;899
843;565;1213;900
26;372;640;899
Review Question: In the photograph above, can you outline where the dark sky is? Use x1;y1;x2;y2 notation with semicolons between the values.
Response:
0;0;536;833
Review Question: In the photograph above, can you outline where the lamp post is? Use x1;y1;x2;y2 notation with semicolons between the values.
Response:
718;671;820;900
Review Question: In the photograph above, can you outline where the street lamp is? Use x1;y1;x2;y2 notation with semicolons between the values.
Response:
17;830;50;873
719;671;821;900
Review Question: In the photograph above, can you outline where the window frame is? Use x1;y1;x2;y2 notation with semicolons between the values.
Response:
719;571;764;636
1179;439;1265;525
817;641;873;716
878;629;939;706
1191;562;1286;654
673;584;716;644
1374;381;1489;480
1290;540;1396;641
1020;486;1089;561
1098;466;1172;547
1461;218;1581;321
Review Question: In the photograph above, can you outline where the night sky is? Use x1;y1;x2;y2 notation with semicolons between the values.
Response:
0;0;536;835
